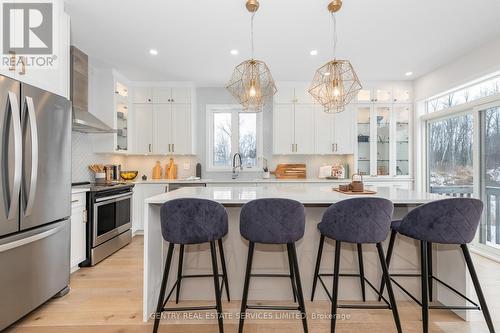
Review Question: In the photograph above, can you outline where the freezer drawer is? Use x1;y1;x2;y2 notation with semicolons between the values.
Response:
0;220;70;331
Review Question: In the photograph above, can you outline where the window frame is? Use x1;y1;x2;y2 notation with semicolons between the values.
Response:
206;104;263;172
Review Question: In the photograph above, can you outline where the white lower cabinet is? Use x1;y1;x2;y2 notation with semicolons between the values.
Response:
132;184;166;232
70;192;87;272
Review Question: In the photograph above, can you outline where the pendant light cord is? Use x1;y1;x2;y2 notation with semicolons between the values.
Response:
331;12;337;59
250;11;256;59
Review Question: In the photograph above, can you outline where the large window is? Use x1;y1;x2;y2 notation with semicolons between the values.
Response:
426;72;500;113
207;106;261;171
480;105;500;248
428;113;474;196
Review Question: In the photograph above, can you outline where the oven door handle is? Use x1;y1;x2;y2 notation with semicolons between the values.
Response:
95;192;132;203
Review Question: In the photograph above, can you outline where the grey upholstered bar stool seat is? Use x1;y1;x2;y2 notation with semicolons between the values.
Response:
239;198;308;333
153;198;230;333
311;197;402;333
378;198;495;333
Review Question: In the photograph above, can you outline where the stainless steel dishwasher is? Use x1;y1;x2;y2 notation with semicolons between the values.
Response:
167;183;207;192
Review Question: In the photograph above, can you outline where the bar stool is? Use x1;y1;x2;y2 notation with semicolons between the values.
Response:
153;198;230;333
239;198;308;333
377;198;495;333
311;197;402;333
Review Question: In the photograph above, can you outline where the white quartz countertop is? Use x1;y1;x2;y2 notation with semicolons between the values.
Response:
134;177;413;185
145;184;439;206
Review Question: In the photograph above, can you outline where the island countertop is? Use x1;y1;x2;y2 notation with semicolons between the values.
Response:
144;183;441;206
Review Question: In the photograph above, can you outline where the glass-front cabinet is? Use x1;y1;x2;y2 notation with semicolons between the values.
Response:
115;81;129;151
355;103;411;177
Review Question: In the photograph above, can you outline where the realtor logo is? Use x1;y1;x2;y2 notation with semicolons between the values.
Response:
2;2;53;54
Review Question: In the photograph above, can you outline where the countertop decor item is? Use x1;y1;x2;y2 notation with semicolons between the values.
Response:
120;171;138;181
271;163;307;179
152;161;163;180
225;0;277;112
308;0;362;113
350;173;364;192
165;158;178;180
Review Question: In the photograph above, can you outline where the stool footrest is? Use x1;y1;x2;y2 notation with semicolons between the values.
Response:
389;274;480;309
251;273;292;278
162;305;218;312
246;305;301;311
318;274;392;307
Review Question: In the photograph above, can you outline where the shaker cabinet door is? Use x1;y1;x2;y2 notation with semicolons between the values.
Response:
293;104;315;154
153;104;172;154
134;104;154;153
170;104;191;154
273;104;294;154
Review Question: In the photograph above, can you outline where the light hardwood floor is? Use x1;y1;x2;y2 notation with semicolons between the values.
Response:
5;236;500;333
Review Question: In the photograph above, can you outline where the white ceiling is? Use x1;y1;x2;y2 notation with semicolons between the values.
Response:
65;0;500;85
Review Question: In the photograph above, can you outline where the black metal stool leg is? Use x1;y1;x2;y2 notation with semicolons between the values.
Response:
461;244;496;333
421;240;429;333
210;241;224;333
175;244;184;304
218;239;231;301
427;242;433;302
239;242;255;333
153;243;175;333
357;243;366;302
289;243;308;333
378;230;397;301
287;244;298;302
311;234;325;302
331;241;341;333
376;243;402;333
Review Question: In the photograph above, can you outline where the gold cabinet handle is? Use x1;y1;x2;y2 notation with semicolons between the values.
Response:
172;144;174;153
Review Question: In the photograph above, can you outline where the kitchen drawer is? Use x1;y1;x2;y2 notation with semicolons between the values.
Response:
71;193;86;209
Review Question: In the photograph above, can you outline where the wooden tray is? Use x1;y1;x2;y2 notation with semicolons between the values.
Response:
334;188;377;195
271;163;307;179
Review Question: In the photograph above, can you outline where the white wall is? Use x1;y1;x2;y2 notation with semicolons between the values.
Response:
414;35;500;101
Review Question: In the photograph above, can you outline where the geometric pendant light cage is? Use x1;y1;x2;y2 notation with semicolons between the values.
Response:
309;0;362;113
226;0;277;112
226;59;277;113
309;59;362;113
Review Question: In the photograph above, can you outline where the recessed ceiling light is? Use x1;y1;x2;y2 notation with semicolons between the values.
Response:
149;49;158;55
405;71;413;76
310;49;318;56
230;49;239;55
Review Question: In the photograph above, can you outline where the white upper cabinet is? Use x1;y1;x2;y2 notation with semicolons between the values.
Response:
355;81;412;104
171;88;191;104
133;87;153;103
152;88;171;103
151;87;191;104
274;87;295;104
293;104;315;153
153;104;171;153
134;104;154;153
132;85;195;155
170;103;191;153
314;106;355;154
1;3;70;98
273;104;295;154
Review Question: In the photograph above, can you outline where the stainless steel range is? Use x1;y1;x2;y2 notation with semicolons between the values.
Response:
74;182;134;266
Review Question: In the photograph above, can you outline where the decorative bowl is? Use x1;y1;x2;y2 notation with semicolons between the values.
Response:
120;171;138;181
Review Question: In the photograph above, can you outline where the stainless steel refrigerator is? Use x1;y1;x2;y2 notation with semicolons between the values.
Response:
0;75;72;330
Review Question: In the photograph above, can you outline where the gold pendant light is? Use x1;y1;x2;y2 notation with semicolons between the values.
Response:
309;0;362;113
226;0;277;113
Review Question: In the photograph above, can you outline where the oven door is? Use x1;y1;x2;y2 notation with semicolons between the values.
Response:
93;192;132;247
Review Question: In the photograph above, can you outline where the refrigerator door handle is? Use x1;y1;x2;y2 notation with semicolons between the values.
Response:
0;223;65;253
4;92;22;220
23;96;39;217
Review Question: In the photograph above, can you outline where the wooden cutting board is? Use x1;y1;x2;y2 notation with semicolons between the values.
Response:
271;163;307;179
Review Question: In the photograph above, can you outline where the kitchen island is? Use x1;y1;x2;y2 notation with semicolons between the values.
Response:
142;184;470;321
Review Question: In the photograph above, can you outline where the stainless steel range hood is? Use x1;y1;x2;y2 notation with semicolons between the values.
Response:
71;46;116;134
